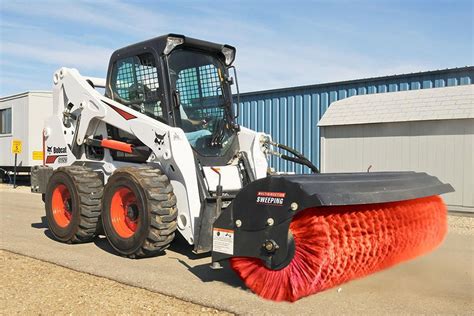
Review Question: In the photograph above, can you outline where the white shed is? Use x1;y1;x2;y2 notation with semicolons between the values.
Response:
319;85;474;213
0;91;53;172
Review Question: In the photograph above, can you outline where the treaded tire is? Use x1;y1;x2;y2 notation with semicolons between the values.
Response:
102;166;177;258
45;166;103;243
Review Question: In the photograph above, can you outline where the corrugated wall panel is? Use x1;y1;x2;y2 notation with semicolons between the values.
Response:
236;67;474;173
320;120;474;212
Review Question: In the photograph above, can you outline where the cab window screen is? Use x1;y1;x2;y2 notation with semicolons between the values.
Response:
176;64;222;106
111;53;164;121
114;57;135;100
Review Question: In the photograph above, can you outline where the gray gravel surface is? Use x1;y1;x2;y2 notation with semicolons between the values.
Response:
448;215;474;235
1;250;230;315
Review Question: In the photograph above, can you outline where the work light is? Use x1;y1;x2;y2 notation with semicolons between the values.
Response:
222;46;236;66
164;36;184;54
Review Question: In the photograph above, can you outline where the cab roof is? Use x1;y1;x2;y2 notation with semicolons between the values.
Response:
110;33;235;60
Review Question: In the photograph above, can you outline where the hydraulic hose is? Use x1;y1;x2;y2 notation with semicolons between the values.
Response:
280;154;320;173
273;143;305;160
267;141;320;173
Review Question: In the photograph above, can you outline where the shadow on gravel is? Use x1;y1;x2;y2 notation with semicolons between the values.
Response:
168;235;246;289
43;229;57;241
93;236;118;255
31;216;58;242
93;236;167;259
175;258;246;289
31;216;48;229
168;234;209;260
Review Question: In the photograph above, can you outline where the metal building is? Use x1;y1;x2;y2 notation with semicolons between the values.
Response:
318;85;473;213
236;66;474;173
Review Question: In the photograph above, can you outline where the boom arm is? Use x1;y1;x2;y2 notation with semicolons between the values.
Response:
50;67;202;244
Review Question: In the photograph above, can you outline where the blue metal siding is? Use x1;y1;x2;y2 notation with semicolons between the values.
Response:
236;67;474;173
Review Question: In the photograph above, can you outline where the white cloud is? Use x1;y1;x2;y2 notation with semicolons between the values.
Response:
0;0;167;36
1;41;111;71
0;17;113;75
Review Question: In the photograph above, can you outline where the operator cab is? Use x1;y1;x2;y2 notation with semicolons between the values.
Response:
105;34;240;165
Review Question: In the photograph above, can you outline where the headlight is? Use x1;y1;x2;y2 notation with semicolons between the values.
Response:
222;46;236;66
164;36;184;54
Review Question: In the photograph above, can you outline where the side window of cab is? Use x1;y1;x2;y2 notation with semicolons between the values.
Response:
111;53;165;122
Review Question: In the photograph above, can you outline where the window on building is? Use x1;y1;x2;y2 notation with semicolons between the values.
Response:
0;108;12;134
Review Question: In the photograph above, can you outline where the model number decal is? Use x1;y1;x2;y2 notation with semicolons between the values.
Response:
256;191;286;206
45;155;67;164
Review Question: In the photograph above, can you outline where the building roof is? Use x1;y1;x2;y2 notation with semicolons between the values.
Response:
0;91;52;102
318;84;474;126
240;66;473;97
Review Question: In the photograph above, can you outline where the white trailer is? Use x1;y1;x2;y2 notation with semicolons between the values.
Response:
0;91;53;179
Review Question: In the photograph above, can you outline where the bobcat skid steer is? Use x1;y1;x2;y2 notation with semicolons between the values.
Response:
31;34;452;278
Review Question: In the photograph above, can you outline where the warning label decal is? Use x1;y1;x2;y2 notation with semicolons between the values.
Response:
32;151;44;161
212;228;234;255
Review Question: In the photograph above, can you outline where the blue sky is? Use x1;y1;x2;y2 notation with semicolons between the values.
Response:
1;0;473;96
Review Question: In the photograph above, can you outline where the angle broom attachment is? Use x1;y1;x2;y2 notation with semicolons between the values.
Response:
230;195;447;302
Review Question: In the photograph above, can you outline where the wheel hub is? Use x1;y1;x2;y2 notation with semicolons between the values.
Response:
126;204;139;221
64;199;72;215
51;183;72;227
110;187;139;238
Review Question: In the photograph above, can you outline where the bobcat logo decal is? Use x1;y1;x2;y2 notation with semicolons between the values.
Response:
154;132;166;148
47;146;52;153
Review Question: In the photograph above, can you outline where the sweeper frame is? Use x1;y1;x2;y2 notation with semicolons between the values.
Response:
211;172;453;269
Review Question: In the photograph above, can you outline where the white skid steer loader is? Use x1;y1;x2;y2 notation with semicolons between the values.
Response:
31;34;452;291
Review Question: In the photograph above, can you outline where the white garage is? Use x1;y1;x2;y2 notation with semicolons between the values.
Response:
319;85;473;213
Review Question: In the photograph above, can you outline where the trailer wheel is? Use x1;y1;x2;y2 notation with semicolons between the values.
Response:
45;166;103;243
102;166;177;258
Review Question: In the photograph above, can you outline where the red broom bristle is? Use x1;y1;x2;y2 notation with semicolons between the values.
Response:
230;195;447;302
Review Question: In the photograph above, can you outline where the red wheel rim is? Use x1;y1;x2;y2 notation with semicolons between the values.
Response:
51;184;72;228
110;187;139;238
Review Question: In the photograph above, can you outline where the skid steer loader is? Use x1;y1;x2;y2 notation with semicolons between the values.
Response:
31;34;453;301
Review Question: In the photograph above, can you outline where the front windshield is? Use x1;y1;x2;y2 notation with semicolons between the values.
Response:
168;49;235;157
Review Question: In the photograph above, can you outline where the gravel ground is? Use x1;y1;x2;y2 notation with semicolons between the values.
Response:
448;214;474;235
1;250;230;315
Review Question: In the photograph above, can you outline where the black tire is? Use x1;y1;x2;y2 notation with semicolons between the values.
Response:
102;166;177;258
45;166;103;243
0;169;9;183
